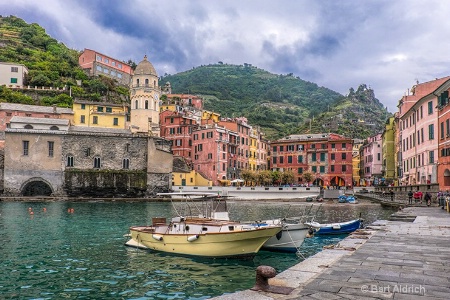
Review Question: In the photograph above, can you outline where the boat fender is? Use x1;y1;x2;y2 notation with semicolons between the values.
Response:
187;234;199;242
275;230;283;240
152;234;163;241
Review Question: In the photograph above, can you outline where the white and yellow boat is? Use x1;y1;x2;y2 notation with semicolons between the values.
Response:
125;192;281;258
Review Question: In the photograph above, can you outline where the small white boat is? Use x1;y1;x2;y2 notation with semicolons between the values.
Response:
252;219;310;253
125;192;282;258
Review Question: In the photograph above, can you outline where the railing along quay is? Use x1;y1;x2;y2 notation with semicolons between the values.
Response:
356;191;431;208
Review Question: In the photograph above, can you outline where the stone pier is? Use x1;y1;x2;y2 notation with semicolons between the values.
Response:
213;207;450;299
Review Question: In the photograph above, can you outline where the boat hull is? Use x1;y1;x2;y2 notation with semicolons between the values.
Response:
262;223;309;252
307;219;361;235
128;225;281;258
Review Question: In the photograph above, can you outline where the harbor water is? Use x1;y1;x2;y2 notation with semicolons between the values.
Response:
0;200;396;299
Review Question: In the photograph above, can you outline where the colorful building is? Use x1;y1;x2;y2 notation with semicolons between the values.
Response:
78;49;133;86
381;117;396;185
434;78;450;188
159;110;197;162
360;134;382;186
72;100;127;129
191;124;230;185
397;78;448;185
271;133;353;187
352;139;363;186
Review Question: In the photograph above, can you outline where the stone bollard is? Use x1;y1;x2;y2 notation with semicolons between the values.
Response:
252;265;276;291
251;265;294;295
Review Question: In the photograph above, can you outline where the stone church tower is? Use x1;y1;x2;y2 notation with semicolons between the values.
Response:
129;55;161;136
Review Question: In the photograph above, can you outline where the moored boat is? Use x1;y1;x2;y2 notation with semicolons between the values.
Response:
125;192;282;258
305;218;362;235
338;195;358;204
252;219;310;253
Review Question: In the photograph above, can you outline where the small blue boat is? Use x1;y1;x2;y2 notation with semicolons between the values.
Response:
305;218;362;235
338;195;358;204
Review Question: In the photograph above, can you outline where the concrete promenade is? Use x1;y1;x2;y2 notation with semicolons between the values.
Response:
214;206;450;300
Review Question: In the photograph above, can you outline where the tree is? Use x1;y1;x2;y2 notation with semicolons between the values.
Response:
241;169;256;186
281;170;295;185
29;73;51;87
258;170;272;186
271;170;281;185
302;171;314;184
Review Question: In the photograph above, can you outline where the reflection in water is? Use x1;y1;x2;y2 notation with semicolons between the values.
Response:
0;200;396;299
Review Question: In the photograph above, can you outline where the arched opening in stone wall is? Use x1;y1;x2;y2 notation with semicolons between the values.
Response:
444;169;450;186
21;179;53;196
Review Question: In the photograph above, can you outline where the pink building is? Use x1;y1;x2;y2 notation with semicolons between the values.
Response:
191;125;231;185
219;118;251;170
360;134;382;186
397;78;449;185
78;49;133;86
164;94;203;110
159;110;197;163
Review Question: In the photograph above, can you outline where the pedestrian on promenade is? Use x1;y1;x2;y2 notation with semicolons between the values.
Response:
389;189;394;201
408;190;413;204
424;192;432;207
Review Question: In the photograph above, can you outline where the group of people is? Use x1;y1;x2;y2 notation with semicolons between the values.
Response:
407;190;433;206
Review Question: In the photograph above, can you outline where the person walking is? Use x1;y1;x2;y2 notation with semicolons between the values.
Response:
408;190;413;205
424;192;432;207
389;189;394;201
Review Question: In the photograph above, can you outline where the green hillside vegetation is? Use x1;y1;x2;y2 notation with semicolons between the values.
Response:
0;15;129;106
159;64;390;140
298;84;391;138
159;63;343;139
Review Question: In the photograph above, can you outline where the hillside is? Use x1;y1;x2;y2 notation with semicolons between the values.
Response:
0;15;129;106
159;64;389;140
159;64;343;139
297;84;391;139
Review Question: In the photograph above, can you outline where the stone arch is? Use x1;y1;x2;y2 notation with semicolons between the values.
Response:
313;178;324;187
330;176;345;187
20;177;54;196
444;169;450;186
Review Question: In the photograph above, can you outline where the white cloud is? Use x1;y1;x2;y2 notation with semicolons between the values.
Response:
2;0;450;113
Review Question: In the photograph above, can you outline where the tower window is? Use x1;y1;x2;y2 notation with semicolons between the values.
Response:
123;158;130;169
94;157;101;168
67;155;74;167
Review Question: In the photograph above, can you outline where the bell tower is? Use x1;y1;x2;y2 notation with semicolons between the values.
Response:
129;55;160;136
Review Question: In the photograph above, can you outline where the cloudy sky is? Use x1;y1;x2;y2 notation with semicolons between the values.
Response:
2;0;450;112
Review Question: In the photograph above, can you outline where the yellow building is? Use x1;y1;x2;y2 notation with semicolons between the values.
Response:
352;139;363;186
172;171;212;186
202;110;220;122
382;116;396;185
249;128;258;171
72;100;127;128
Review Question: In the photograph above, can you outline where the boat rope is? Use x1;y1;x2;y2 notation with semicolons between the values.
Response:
283;224;306;260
